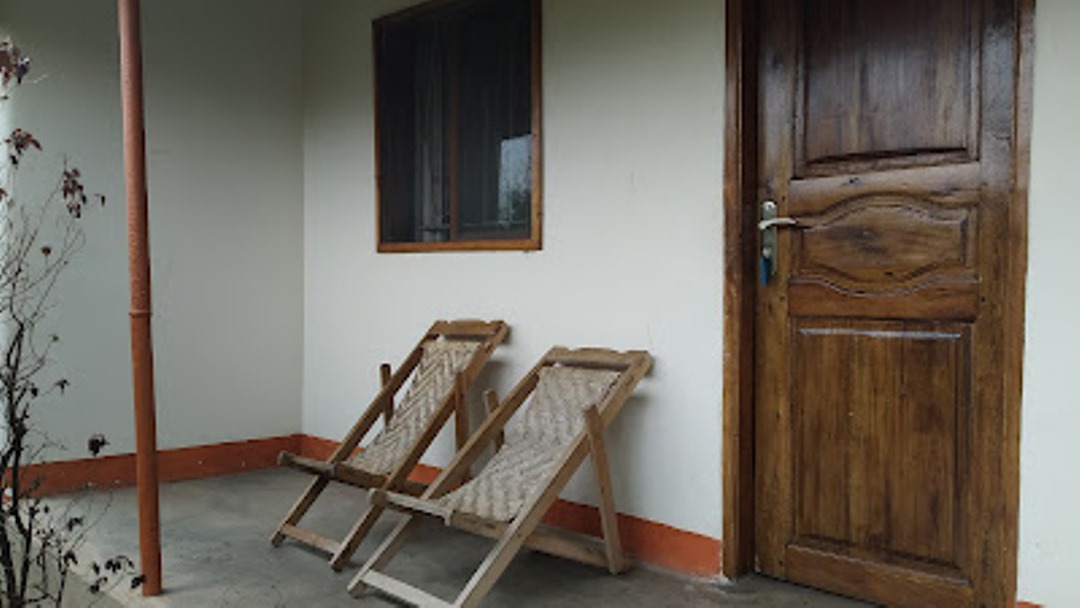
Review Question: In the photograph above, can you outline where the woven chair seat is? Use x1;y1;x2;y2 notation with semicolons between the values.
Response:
436;366;620;521
348;339;479;475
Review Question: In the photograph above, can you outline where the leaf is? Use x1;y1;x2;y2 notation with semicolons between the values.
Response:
87;433;109;456
4;128;42;165
55;378;70;394
131;574;146;589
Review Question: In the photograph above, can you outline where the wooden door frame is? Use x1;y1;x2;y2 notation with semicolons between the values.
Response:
720;0;1036;593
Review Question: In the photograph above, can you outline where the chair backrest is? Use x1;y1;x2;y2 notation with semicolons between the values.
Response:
434;361;629;522
507;365;621;449
348;338;480;475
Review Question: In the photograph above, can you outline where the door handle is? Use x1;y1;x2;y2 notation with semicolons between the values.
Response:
758;200;802;286
758;217;799;231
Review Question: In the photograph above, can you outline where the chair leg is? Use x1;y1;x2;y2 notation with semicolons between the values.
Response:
453;475;574;607
452;513;539;608
348;514;426;596
585;406;627;574
271;476;330;546
330;501;387;571
454;435;594;608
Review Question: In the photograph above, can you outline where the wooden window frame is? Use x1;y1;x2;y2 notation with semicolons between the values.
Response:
374;0;543;254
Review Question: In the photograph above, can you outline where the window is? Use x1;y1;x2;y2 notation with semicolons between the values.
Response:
375;0;541;252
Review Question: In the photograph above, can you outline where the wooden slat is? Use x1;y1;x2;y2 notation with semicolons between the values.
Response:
328;463;387;489
721;0;759;578
483;390;504;451
787;163;980;215
380;490;455;523
786;545;973;608
270;476;329;547
380;363;394;426
453;375;469;453
374;500;612;570
529;0;544;251
430;319;508;339
277;453;429;495
278;524;341;556
585;405;626;574
378;239;540;253
1000;1;1035;603
788;278;979;321
360;570;452;608
523;524;610;569
450;515;609;570
278;452;332;476
753;0;798;578
349;516;428;597
542;347;649;371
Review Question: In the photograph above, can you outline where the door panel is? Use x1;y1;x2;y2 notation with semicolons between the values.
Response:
799;0;979;172
793;322;967;568
754;0;1020;605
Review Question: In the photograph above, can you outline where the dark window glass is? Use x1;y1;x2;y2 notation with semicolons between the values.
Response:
375;0;539;251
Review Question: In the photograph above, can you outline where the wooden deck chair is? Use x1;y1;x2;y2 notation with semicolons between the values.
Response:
271;319;508;570
348;347;652;608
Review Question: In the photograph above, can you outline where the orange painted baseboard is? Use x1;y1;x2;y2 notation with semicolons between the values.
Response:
26;434;301;496
295;433;339;461
1016;602;1043;608
541;498;721;577
291;435;721;576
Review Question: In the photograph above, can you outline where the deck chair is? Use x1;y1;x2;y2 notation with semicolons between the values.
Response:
271;319;509;570
348;347;652;608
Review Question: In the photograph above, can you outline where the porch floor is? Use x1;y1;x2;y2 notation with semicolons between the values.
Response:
71;468;871;607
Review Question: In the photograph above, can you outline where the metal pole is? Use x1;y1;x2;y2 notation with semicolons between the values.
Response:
117;0;162;596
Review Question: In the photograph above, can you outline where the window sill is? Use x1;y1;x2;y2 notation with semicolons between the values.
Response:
377;237;542;253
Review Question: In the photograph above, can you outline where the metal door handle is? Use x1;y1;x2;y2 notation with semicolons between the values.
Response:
759;201;803;285
758;217;799;231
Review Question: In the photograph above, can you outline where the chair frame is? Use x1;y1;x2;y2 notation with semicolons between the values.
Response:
348;347;652;608
270;319;508;570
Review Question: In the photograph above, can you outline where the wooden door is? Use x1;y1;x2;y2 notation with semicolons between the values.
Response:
753;0;1025;606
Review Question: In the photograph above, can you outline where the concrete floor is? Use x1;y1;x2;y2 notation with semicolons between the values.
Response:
65;468;873;607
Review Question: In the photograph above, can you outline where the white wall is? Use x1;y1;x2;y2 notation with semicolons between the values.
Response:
1018;0;1080;605
4;0;1075;602
0;0;305;457
302;0;726;538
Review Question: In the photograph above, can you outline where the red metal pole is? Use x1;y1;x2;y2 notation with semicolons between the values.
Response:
117;0;162;596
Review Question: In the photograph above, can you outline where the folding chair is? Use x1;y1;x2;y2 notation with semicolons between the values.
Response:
271;319;508;570
349;347;652;607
